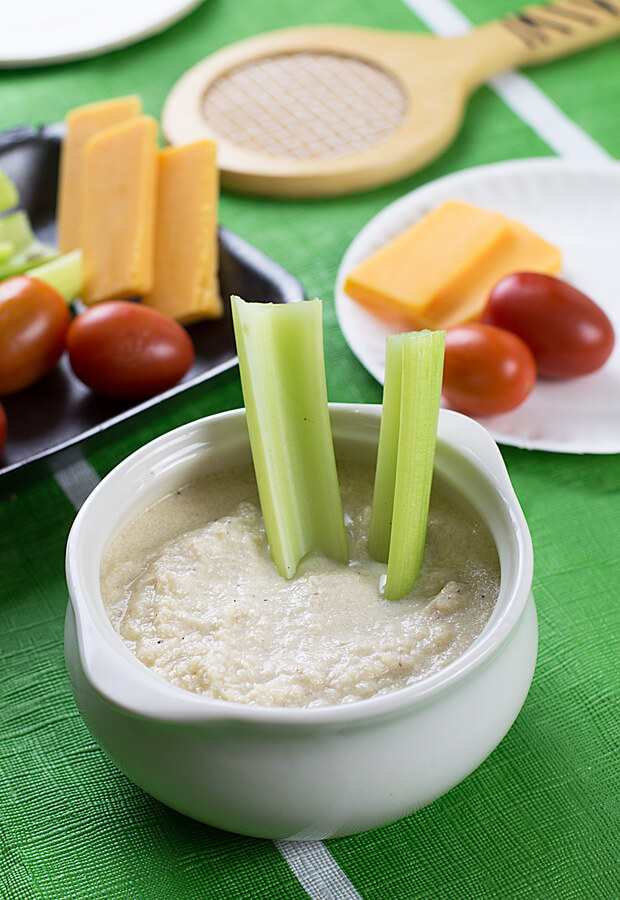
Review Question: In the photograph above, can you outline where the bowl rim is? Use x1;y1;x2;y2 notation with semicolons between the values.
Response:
66;403;534;726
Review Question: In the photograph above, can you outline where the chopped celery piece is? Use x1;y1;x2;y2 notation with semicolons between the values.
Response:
231;296;349;579
27;250;83;302
0;245;59;280
0;211;58;280
369;330;445;601
0;242;13;263
0;168;18;213
0;210;35;251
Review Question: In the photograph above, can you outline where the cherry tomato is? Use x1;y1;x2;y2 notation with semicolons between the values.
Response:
0;276;70;394
486;272;615;378
443;324;536;417
0;402;7;455
67;301;195;399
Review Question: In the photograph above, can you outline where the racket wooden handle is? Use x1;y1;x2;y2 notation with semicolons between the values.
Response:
459;1;620;83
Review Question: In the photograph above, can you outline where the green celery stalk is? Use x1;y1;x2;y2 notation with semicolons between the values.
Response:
0;168;18;214
231;296;349;579
369;329;445;601
27;250;83;303
0;241;13;263
0;211;58;279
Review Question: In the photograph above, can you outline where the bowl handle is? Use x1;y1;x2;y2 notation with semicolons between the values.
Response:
65;598;224;722
438;410;514;495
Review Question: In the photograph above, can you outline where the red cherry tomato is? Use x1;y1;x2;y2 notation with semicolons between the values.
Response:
0;402;7;455
67;301;194;399
443;324;536;417
486;272;615;378
0;276;70;394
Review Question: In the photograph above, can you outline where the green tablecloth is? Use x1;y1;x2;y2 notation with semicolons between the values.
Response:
1;1;618;897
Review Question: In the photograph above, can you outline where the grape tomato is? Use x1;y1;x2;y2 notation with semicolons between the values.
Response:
486;272;614;378
67;301;195;399
443;323;536;417
0;276;70;395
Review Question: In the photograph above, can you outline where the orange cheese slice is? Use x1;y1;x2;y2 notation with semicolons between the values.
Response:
57;96;142;254
424;221;562;330
343;201;510;327
81;116;158;304
143;141;222;323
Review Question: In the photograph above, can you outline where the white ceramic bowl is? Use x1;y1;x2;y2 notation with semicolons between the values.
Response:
65;405;536;840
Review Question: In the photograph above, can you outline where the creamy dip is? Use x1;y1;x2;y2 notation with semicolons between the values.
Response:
101;462;499;708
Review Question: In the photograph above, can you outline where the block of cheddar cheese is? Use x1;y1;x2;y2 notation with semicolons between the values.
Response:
343;201;510;327
81;116;158;304
143;141;222;323
424;220;562;330
57;96;142;254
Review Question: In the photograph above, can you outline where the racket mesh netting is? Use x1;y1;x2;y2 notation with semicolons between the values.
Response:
202;52;406;159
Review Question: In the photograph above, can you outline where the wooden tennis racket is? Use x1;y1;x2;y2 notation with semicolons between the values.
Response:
163;1;620;197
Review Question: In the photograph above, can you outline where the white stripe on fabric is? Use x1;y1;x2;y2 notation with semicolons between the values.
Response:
53;452;102;509
275;840;363;900
53;454;361;900
402;0;613;162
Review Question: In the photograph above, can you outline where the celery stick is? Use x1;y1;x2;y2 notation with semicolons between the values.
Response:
0;168;18;213
369;330;445;601
0;242;13;263
231;296;349;579
27;250;83;302
0;211;58;279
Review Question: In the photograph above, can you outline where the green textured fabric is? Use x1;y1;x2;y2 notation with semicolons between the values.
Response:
1;1;619;898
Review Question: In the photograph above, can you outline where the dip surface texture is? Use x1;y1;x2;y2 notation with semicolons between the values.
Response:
101;462;499;708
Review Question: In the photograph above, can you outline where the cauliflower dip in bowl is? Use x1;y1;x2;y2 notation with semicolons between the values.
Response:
101;460;499;708
65;405;536;839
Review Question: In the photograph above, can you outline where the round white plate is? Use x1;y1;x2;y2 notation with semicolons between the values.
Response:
336;158;620;454
0;0;205;67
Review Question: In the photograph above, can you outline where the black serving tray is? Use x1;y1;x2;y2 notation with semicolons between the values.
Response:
0;124;306;478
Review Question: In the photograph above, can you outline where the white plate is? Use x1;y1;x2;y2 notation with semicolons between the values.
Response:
336;158;620;454
0;0;205;67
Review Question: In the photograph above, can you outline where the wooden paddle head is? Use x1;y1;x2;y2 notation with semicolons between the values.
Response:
163;6;620;198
